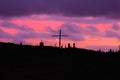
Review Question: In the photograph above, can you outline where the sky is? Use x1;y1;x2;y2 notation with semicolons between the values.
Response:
0;0;120;51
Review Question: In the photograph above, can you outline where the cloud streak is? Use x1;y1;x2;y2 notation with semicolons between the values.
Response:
0;21;33;31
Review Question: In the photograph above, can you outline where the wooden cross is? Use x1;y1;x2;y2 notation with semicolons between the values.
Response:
52;29;68;48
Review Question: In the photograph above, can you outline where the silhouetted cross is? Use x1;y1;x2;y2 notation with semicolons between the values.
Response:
52;29;68;48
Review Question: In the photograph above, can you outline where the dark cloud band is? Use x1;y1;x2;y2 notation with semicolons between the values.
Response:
0;0;120;18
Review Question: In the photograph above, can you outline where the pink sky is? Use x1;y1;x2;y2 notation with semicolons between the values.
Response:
0;0;120;52
0;15;120;51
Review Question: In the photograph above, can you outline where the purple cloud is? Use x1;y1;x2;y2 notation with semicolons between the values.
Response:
0;21;33;31
0;28;25;43
0;29;11;38
112;24;120;30
0;21;51;43
46;23;85;41
0;0;120;18
87;26;99;32
47;23;101;41
29;15;120;24
105;30;120;39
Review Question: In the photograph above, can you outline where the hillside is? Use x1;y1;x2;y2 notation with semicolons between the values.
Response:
0;42;120;80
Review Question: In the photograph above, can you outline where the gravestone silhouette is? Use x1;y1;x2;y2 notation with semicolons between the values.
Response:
40;40;44;47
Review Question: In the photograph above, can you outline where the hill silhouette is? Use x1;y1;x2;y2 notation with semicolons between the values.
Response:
0;42;120;80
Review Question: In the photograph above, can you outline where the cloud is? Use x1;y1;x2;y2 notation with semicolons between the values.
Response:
47;23;101;41
105;30;120;39
1;21;120;46
29;15;120;24
0;0;120;18
98;23;120;41
0;21;50;43
0;28;25;43
0;28;12;38
47;23;84;41
112;24;120;31
0;21;33;31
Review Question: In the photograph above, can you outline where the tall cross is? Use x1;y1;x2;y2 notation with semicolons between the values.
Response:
52;29;68;48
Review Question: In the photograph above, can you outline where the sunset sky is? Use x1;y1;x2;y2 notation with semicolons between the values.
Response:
0;0;120;51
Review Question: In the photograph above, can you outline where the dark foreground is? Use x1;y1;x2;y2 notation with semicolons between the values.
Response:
0;42;120;80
